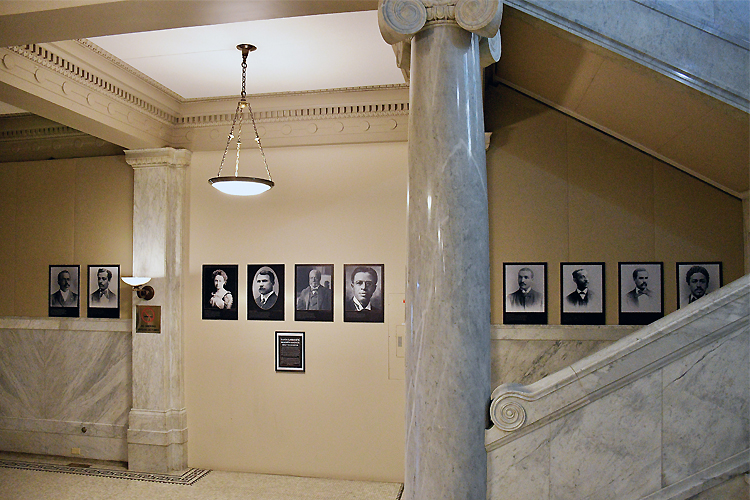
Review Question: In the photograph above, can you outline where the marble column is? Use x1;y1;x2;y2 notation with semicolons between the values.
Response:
124;147;191;473
379;1;502;499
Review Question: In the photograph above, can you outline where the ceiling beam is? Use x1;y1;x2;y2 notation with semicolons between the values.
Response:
0;1;379;47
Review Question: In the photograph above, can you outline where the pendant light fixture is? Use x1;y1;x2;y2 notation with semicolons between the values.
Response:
208;44;274;196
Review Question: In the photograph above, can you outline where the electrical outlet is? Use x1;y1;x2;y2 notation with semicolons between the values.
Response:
71;448;81;455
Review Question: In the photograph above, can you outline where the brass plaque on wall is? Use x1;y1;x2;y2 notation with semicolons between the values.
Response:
136;305;161;333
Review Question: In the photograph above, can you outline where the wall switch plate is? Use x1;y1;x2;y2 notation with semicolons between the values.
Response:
71;448;81;455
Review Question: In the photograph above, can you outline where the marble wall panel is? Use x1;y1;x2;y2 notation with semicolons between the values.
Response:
662;329;750;485
0;329;46;419
548;372;663;500
487;427;550;500
0;320;131;461
491;339;615;388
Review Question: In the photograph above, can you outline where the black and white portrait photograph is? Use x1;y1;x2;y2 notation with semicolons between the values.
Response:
295;264;333;322
248;264;284;321
275;331;305;372
49;265;80;317
619;262;663;325
677;262;722;309
202;264;239;320
503;262;547;325
343;264;384;323
561;263;605;325
87;265;120;318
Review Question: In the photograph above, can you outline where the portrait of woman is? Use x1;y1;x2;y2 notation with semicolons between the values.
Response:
209;269;233;310
202;264;238;320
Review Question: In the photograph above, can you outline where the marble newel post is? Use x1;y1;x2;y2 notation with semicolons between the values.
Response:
124;147;191;473
379;1;502;499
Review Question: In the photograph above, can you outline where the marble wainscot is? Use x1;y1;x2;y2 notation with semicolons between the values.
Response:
486;274;750;500
0;316;131;461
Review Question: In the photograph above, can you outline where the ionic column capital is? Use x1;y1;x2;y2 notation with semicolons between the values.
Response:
378;0;503;44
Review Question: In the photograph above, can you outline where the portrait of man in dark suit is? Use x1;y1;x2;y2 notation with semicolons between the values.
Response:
296;267;332;311
566;269;594;308
254;267;278;310
619;263;663;318
90;268;117;307
625;268;655;309
677;263;721;309
507;267;543;312
50;269;78;307
344;264;384;323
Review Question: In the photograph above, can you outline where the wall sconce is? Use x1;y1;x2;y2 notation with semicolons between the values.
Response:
121;277;155;300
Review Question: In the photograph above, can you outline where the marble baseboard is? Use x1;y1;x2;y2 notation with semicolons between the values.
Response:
128;442;187;474
0;428;127;461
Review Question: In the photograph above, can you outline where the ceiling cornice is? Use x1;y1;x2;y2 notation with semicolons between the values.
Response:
0;40;409;153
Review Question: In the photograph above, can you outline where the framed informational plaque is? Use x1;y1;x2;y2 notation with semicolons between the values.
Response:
275;331;305;372
503;262;547;325
619;262;663;325
49;265;80;318
560;262;605;325
676;262;722;309
87;265;120;318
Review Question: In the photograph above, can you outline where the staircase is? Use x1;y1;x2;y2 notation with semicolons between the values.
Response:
485;274;749;500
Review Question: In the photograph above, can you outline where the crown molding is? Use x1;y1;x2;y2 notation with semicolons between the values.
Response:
0;39;410;153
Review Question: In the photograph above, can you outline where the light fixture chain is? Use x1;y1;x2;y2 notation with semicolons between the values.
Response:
247;104;272;182
234;108;243;177
217;101;242;177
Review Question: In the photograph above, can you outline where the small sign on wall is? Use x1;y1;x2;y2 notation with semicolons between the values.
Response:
136;305;161;333
276;331;305;372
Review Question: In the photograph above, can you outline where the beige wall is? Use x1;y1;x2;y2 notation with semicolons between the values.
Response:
184;144;408;482
486;85;745;325
0;156;133;318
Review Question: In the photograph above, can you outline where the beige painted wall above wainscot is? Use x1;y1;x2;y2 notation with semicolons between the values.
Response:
184;143;408;482
486;85;745;325
0;155;133;318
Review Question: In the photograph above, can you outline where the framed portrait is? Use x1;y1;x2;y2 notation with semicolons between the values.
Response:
503;262;547;325
87;265;120;318
275;331;305;372
248;264;284;321
343;264;384;323
294;264;333;322
202;264;239;320
619;262;663;325
677;262;722;309
560;262;605;325
49;265;80;317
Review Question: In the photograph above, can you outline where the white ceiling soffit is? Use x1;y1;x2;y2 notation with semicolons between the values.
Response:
89;10;405;98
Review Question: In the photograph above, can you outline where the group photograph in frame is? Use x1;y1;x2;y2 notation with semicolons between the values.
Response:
677;262;722;309
503;262;547;325
248;264;285;321
619;262;664;325
202;264;239;320
294;264;333;322
560;262;605;325
49;265;80;318
343;264;384;323
87;265;120;318
275;331;305;372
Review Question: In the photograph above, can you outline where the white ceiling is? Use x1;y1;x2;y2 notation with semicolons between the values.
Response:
88;10;405;99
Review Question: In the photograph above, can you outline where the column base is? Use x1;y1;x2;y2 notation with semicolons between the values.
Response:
127;408;188;473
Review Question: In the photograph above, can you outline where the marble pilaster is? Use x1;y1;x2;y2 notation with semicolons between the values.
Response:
379;2;502;499
124;147;190;473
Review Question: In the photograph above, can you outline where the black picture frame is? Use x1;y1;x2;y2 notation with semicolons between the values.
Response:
343;264;384;323
202;264;239;320
87;265;120;318
49;265;80;318
503;262;547;325
275;331;305;372
619;262;664;325
248;264;285;321
294;264;333;322
560;262;605;325
677;262;722;309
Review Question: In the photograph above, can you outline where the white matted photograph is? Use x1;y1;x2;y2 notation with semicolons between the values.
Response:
49;265;80;317
87;265;120;318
